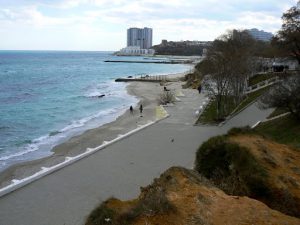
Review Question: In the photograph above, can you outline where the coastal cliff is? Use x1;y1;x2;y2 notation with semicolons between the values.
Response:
195;131;300;218
85;167;300;225
86;128;300;225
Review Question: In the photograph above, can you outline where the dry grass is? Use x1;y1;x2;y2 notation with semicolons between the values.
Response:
85;185;176;225
158;91;176;105
229;134;300;217
85;198;117;225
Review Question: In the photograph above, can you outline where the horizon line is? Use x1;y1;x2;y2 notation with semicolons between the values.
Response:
0;49;117;52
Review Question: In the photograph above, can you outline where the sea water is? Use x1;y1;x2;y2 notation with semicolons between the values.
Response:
0;51;191;171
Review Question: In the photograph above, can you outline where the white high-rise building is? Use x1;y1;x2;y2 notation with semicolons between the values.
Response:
246;28;273;42
127;27;153;49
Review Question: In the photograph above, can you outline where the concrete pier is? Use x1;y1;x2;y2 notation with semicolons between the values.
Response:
115;75;169;82
105;60;192;64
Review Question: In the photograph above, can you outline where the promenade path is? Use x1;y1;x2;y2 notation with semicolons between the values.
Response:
0;88;273;225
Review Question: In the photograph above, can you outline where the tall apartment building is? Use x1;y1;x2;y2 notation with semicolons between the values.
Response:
246;28;273;42
127;27;153;49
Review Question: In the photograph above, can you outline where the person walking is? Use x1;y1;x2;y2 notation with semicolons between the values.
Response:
197;84;202;94
139;104;143;117
129;105;133;115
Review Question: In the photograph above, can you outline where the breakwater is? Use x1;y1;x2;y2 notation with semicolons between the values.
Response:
115;75;169;82
105;60;192;64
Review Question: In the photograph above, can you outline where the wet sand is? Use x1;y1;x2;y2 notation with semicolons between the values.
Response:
0;77;182;189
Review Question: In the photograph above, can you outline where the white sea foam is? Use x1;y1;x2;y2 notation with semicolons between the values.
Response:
60;108;119;133
0;111;169;197
0;86;138;166
0;144;38;161
60;120;87;132
85;81;127;98
0;161;6;167
32;135;49;143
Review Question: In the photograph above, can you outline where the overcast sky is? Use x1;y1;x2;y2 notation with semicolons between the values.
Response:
0;0;297;51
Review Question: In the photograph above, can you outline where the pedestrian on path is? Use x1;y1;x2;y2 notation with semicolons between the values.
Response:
197;84;202;94
139;104;143;117
129;105;134;115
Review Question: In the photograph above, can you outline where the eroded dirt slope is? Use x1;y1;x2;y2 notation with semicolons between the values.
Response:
86;167;300;225
230;135;300;216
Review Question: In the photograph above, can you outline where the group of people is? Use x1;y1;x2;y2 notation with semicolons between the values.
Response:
129;104;143;117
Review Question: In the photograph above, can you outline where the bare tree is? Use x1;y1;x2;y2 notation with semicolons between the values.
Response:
224;30;255;105
200;49;230;120
199;30;255;120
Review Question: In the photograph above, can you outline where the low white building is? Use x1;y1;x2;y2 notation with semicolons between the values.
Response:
272;58;299;72
117;46;155;56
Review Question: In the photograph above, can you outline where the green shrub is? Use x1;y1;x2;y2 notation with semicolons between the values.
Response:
255;115;300;149
85;199;116;225
137;187;175;215
86;186;176;225
195;136;230;179
227;126;253;135
195;135;269;198
248;73;275;86
120;186;176;223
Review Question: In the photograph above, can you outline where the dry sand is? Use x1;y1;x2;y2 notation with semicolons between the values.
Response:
0;79;178;189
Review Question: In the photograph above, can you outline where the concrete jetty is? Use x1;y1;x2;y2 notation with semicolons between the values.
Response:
115;74;170;82
104;60;192;64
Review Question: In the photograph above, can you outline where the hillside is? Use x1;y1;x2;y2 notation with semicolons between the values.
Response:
153;45;204;56
152;41;210;56
195;129;300;218
85;167;300;225
231;134;300;214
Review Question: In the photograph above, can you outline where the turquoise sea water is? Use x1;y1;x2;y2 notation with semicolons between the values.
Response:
0;51;191;171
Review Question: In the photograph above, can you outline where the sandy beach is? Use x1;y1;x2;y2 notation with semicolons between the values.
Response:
0;75;183;189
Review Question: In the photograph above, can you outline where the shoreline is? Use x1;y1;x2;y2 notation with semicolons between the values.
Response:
0;73;186;190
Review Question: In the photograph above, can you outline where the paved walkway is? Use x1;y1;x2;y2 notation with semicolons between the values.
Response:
0;89;273;225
